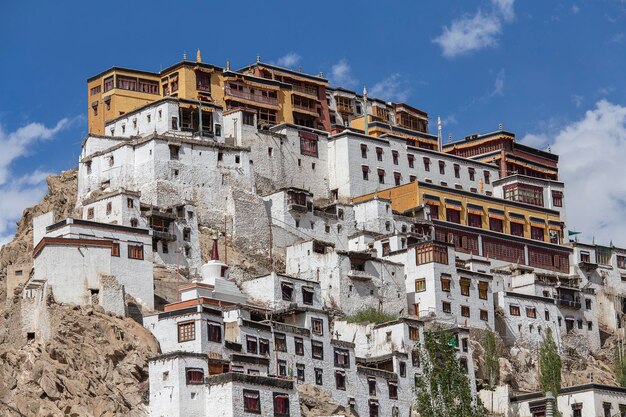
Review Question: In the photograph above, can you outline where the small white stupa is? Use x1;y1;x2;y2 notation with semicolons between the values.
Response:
180;236;247;305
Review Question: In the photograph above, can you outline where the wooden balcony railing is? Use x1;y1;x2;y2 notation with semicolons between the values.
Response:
224;87;278;106
291;84;318;97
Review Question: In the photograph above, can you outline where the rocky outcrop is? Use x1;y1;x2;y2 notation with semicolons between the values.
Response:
0;170;78;300
298;384;358;417
471;330;619;393
0;299;159;416
0;170;160;416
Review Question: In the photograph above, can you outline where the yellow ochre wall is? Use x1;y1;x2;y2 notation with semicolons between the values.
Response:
87;69;161;135
353;181;561;242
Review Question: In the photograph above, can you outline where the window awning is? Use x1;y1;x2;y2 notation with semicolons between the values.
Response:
446;205;461;211
488;213;505;220
242;80;279;92
468;209;483;215
361;165;370;172
178;103;215;112
194;66;214;74
530;217;546;225
377;169;385;175
423;193;440;202
445;198;462;206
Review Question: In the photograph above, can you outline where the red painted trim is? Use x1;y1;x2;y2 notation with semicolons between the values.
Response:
33;237;113;258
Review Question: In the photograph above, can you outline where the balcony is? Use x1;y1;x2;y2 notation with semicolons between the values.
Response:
336;103;353;114
555;297;581;309
292;102;318;113
153;230;177;241
291;84;318;97
272;321;311;337
224;87;278;106
347;269;373;280
287;203;308;213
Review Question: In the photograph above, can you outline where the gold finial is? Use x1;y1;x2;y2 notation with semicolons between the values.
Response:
196;48;202;63
183;51;187;60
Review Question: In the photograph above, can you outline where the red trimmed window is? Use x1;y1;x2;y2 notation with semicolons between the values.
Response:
243;389;261;413
186;368;204;384
274;393;290;416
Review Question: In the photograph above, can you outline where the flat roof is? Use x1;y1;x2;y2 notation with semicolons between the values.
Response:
510;383;626;402
238;61;327;82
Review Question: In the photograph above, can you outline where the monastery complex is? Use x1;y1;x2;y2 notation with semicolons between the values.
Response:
7;51;626;417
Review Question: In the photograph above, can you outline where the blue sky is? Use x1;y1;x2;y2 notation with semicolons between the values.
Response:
1;0;626;246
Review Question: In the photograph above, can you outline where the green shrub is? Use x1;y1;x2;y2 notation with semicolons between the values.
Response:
346;308;396;324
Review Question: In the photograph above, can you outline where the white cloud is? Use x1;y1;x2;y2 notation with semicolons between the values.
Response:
492;69;505;96
492;0;515;21
443;114;458;126
433;11;502;58
0;118;69;185
522;100;626;246
0;118;72;248
330;59;357;88
276;52;301;68
433;1;515;58
370;74;410;103
571;4;580;14
572;94;584;107
519;132;551;149
597;86;615;97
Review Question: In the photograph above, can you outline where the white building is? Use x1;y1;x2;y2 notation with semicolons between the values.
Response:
29;212;154;311
327;130;500;200
480;383;626;417
223;111;331;199
148;352;301;417
77;100;252;226
286;240;407;316
495;291;561;348
384;241;495;330
493;264;601;351
570;242;626;333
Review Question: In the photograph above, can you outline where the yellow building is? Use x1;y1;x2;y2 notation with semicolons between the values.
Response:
349;116;438;150
87;54;334;136
353;180;563;244
239;61;331;131
87;55;225;135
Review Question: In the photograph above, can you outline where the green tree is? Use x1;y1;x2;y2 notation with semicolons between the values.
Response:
483;327;500;415
415;328;486;417
483;328;500;388
616;342;626;387
539;328;561;399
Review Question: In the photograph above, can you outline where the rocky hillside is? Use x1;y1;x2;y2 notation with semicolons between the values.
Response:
0;300;159;416
0;171;160;417
0;170;78;300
